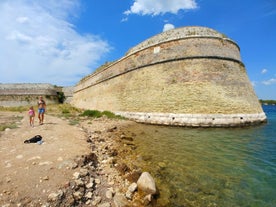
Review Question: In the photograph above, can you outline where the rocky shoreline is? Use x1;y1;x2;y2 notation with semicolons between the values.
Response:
0;111;160;207
45;117;159;207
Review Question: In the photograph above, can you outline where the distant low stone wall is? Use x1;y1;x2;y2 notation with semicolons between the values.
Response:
0;84;74;107
0;83;57;95
62;86;74;104
0;83;58;107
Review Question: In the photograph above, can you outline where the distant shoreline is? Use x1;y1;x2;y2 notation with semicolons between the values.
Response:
260;100;276;105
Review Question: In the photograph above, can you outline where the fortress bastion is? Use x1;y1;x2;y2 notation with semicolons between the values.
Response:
72;26;267;127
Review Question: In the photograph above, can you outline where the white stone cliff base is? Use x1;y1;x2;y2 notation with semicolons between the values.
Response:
115;111;267;127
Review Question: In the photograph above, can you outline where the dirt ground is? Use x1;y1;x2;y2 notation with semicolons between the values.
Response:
0;111;91;206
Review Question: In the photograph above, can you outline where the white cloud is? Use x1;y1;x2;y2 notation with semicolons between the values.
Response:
261;68;268;74
121;17;128;22
251;81;257;87
124;0;198;16
262;78;276;85
16;16;29;23
0;0;111;86
163;23;175;32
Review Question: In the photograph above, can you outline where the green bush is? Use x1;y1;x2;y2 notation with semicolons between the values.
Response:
57;92;65;103
0;123;18;131
260;99;276;105
80;110;102;118
80;110;123;119
62;108;70;114
102;110;115;118
102;110;122;118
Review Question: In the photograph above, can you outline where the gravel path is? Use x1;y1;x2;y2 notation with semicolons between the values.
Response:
0;111;90;206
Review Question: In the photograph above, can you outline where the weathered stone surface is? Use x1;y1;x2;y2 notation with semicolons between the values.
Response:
106;189;113;199
128;182;138;193
126;182;138;199
79;168;89;177
137;172;156;195
113;193;129;207
48;190;64;202
73;191;83;200
98;202;111;207
92;196;101;205
85;191;93;199
73;172;80;179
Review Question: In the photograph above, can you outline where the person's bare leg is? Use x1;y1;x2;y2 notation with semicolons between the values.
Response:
38;113;42;124
41;113;44;124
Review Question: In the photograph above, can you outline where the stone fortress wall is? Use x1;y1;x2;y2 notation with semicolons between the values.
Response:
72;26;267;127
62;86;74;103
0;83;72;107
0;26;266;127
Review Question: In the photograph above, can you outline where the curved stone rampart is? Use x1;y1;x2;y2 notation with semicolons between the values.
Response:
72;26;266;127
75;36;241;92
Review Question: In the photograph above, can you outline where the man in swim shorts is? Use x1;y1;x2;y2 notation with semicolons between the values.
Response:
38;96;46;125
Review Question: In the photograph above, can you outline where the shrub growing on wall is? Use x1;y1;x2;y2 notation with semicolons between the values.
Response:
57;92;65;103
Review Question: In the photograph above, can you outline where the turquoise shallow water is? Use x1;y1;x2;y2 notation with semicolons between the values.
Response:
124;105;276;207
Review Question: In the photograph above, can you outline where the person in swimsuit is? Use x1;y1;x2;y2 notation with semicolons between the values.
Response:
28;106;35;127
38;96;46;125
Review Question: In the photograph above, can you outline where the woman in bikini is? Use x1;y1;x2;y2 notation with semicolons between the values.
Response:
38;96;46;125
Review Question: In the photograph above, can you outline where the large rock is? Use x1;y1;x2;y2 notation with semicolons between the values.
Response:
137;172;156;195
113;193;129;207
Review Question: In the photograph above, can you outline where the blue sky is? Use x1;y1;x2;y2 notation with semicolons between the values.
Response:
0;0;275;100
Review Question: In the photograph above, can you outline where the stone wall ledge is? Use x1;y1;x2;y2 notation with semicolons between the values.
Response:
115;112;267;127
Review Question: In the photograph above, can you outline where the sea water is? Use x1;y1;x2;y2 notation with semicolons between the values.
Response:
125;105;276;207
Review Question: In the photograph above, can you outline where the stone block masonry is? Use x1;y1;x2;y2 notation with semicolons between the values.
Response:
0;83;72;107
72;26;267;127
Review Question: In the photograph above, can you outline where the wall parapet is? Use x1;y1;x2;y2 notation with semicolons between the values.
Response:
126;26;239;55
127;35;239;56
